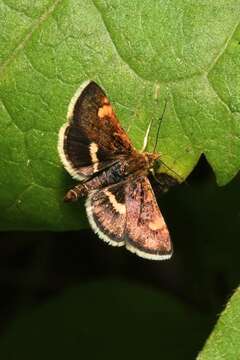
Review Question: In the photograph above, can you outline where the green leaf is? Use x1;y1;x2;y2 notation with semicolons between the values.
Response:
0;280;211;360
198;287;240;359
0;1;240;229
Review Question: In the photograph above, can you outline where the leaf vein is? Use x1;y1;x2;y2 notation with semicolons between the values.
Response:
0;0;62;79
207;19;240;74
91;0;148;83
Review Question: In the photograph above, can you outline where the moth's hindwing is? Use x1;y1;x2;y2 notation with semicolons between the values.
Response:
86;181;127;247
125;176;173;260
58;81;133;180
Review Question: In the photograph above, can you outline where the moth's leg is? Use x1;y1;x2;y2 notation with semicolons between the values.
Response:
64;183;88;202
141;118;153;152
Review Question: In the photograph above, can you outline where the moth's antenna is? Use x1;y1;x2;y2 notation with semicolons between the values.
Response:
153;100;167;153
160;159;185;183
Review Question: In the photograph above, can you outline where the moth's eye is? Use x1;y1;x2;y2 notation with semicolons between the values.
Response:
154;158;161;171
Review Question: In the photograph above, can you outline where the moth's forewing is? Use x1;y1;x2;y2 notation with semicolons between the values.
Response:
58;81;133;180
86;175;172;260
125;176;172;260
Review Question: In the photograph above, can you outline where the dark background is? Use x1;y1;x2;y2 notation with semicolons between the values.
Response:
0;156;239;359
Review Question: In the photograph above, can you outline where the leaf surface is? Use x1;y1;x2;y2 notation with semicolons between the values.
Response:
198;288;240;359
0;1;240;229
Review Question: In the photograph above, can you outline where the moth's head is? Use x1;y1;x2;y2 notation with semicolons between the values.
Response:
145;152;161;170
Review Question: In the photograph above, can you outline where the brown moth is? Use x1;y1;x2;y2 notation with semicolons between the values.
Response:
58;81;173;260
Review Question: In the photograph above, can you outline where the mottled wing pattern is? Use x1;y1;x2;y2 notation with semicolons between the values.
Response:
58;81;133;180
125;176;172;260
86;181;127;247
86;175;172;260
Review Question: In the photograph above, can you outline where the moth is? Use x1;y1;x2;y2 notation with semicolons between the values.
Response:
58;81;173;260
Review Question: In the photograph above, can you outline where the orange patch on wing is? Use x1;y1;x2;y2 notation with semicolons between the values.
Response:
102;96;110;105
98;104;113;119
149;217;165;231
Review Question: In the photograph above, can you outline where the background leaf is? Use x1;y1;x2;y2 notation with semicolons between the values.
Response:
0;2;240;227
0;280;212;360
198;288;240;359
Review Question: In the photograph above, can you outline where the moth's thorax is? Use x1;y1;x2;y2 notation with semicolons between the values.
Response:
143;152;160;168
123;151;159;176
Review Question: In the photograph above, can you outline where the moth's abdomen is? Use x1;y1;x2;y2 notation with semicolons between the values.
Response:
64;183;88;202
